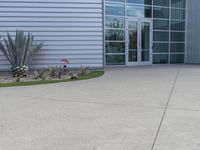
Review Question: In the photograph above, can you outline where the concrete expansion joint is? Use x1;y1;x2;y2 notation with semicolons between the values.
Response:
150;66;181;150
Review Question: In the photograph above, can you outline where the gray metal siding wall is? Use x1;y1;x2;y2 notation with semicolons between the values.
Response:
0;0;103;70
186;0;200;63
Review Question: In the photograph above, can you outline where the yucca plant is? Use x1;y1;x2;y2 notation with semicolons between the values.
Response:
0;31;43;79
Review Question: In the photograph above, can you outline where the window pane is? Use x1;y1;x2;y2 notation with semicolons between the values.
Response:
171;21;185;31
153;0;169;7
153;54;169;64
170;43;185;53
153;31;169;41
105;2;125;16
153;43;169;53
153;19;169;30
127;0;152;5
141;22;150;49
171;0;186;8
170;54;184;63
127;5;152;18
105;16;125;29
106;55;125;65
142;50;150;61
106;29;125;41
171;32;185;42
129;21;138;49
153;7;169;19
106;42;125;53
171;9;185;20
129;50;138;62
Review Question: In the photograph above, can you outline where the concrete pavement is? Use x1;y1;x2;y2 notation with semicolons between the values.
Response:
0;65;200;150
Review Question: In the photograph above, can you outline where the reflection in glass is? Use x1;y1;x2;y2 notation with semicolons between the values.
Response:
129;22;138;49
104;0;186;65
127;5;152;18
170;54;184;63
171;21;185;31
141;22;150;49
171;9;185;20
106;42;125;53
105;2;125;16
153;7;169;19
153;19;169;30
153;31;169;41
142;51;150;61
129;50;137;62
128;21;138;62
153;43;169;53
153;0;169;7
105;16;125;29
106;29;125;41
170;43;185;53
171;0;186;8
127;0;152;5
141;22;150;61
153;54;169;64
106;55;125;65
170;32;185;42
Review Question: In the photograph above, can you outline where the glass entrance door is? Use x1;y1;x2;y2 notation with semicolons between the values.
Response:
126;19;152;65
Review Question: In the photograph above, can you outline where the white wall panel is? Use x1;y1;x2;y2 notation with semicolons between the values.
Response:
0;0;103;70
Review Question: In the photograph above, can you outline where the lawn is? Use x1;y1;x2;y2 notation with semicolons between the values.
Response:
0;71;104;88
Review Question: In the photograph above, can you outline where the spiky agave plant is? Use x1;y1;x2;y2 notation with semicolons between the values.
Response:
0;31;43;78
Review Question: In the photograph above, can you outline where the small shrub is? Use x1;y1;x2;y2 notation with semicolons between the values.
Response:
38;69;49;80
78;65;89;76
0;30;44;81
48;66;60;79
33;69;40;80
32;66;71;80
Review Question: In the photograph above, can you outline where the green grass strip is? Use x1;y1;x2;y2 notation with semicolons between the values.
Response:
0;71;104;88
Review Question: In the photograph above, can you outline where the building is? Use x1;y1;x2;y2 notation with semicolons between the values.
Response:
0;0;199;70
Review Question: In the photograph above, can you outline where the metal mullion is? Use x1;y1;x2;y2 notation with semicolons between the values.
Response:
168;0;172;64
125;0;128;65
105;28;125;30
184;0;188;63
153;29;170;32
153;41;170;43
105;14;125;18
170;41;185;43
103;0;105;67
105;40;125;42
170;52;185;54
153;52;170;54
171;19;186;22
153;18;170;21
106;53;125;55
170;30;186;33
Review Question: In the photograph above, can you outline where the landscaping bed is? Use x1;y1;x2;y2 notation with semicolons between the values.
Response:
0;70;104;87
0;30;104;88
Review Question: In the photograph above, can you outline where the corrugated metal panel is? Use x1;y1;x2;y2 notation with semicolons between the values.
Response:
186;0;200;63
0;0;103;70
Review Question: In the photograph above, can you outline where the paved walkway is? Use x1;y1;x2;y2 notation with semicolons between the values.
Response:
1;65;200;150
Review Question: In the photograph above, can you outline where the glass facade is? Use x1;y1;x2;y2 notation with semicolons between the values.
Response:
105;0;186;65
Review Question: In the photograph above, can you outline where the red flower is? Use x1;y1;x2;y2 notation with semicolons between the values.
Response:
61;59;70;64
